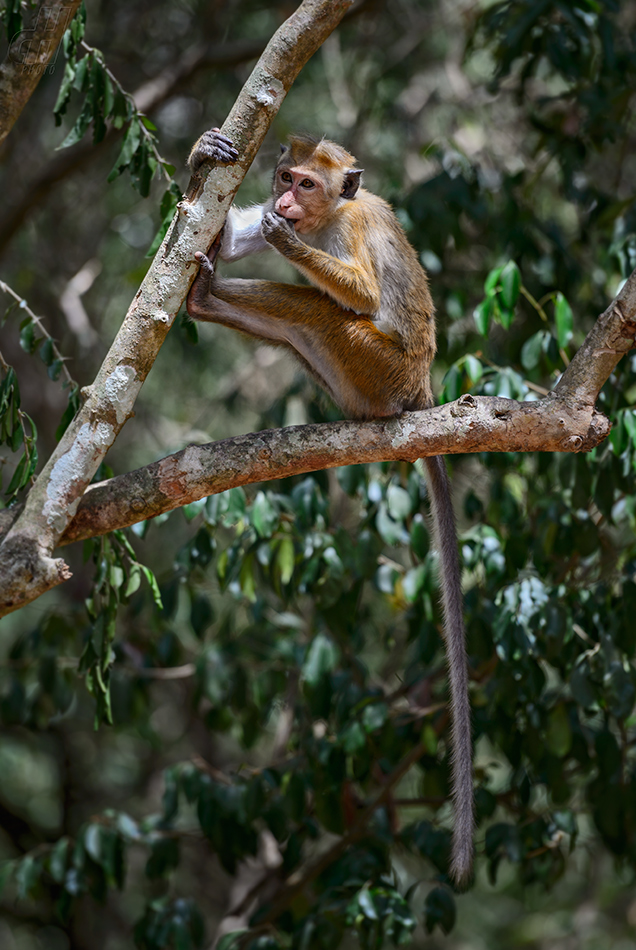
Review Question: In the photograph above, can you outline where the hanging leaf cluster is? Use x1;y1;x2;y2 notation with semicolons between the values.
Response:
51;3;175;197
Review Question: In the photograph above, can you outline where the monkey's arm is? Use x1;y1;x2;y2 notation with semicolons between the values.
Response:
219;205;270;262
261;212;381;315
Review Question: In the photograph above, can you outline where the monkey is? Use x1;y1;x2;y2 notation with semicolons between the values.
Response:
186;129;474;886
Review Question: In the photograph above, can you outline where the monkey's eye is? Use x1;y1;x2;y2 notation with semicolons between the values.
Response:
280;171;293;183
300;179;315;189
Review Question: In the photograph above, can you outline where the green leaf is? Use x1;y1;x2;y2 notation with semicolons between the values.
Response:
554;292;573;349
499;306;514;330
116;813;141;841
484;265;503;293
146;184;181;257
72;55;90;92
55;386;80;441
58;98;93;149
387;483;412;520
15;854;40;900
124;564;141;598
39;337;54;366
276;536;295;585
499;260;521;309
110;88;132;129
402;564;427;603
141;565;163;609
6;453;28;496
251;491;279;538
340;721;366;752
103;74;115;115
570;662;596;709
283;773;306;822
107;120;141;181
473;295;493;335
376;501;408;545
145;837;180;880
521;330;546;370
409;513;429;559
464;354;483;382
424;886;456;935
441;363;462;403
84;824;102;862
19;321;37;354
53;62;76;123
302;633;339;686
361;701;388;732
357;885;379;920
48;359;64;381
4;0;22;45
183;498;206;522
546;704;572;757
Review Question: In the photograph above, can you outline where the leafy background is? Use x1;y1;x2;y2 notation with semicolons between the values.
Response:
1;0;636;948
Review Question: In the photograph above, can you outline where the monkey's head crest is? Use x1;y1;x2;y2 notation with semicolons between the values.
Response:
278;134;363;200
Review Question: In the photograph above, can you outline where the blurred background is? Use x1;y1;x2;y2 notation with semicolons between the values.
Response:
1;0;636;948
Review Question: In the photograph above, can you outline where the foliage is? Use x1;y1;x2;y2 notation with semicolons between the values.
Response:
52;4;175;196
1;0;636;948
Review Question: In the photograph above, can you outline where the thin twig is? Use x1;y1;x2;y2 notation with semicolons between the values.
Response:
0;280;77;389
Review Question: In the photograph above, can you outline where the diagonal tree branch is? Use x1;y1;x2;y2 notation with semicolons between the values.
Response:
0;0;356;619
0;0;82;146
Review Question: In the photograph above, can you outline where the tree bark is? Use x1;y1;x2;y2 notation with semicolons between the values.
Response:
0;0;82;146
0;0;355;618
56;392;610;546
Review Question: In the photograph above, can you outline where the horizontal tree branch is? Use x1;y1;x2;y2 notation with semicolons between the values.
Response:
59;393;610;545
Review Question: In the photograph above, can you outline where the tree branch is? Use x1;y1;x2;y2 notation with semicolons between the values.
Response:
57;393;608;546
0;0;82;146
0;0;355;618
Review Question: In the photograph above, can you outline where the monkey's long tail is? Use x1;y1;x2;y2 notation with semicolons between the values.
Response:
423;455;474;887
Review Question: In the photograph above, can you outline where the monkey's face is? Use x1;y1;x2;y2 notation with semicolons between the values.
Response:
273;166;332;234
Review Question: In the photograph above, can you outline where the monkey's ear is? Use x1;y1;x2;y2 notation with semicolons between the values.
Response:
341;169;363;199
280;144;289;155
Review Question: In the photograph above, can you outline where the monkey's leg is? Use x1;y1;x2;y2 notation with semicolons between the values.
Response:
188;276;432;419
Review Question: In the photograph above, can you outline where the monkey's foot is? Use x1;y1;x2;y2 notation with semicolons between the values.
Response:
194;251;216;277
194;230;223;274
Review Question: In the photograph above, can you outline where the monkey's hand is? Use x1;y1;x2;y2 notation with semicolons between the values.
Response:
188;128;239;173
261;211;300;254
